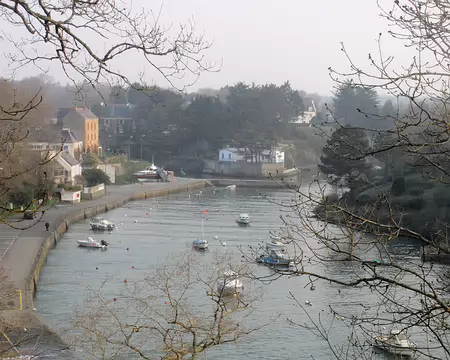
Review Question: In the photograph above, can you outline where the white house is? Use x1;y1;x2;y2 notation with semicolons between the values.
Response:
53;152;82;185
218;147;285;164
219;148;245;162
292;101;317;125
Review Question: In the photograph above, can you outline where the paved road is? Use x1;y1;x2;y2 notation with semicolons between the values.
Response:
0;224;21;262
0;179;204;310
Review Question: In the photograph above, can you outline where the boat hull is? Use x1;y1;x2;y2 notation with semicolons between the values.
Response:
217;284;243;295
77;242;106;249
260;256;292;266
90;224;114;231
193;244;209;250
237;220;250;225
374;340;414;356
135;174;159;182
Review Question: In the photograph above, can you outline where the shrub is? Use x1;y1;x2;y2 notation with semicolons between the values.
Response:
83;168;111;187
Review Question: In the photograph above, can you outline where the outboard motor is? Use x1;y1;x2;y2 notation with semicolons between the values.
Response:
100;240;108;247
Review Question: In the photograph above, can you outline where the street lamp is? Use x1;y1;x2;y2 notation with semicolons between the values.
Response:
140;134;145;160
128;136;133;160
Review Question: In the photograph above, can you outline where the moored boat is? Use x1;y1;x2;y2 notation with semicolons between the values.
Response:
90;217;115;231
192;238;209;250
192;219;209;250
133;163;160;182
216;271;243;295
77;237;108;249
236;213;250;225
257;249;293;267
373;329;415;356
226;184;236;191
266;237;286;251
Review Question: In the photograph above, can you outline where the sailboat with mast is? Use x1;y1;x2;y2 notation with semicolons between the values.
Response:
192;219;209;250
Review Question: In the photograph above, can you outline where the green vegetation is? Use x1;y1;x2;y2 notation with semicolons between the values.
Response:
103;82;311;164
83;168;111;187
315;82;450;241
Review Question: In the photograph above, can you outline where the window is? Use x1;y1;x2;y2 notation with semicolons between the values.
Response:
104;119;110;125
221;153;224;159
119;119;125;125
228;154;231;159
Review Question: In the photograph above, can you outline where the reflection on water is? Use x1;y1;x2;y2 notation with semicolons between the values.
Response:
33;186;438;359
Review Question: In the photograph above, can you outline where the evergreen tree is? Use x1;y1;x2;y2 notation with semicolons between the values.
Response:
333;82;379;128
318;127;370;184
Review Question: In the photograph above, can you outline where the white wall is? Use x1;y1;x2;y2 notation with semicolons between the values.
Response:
96;164;116;183
219;149;236;162
61;190;81;203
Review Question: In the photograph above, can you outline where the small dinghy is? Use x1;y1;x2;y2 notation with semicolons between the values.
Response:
373;329;416;357
236;213;250;225
192;238;209;250
216;271;243;296
90;217;115;231
77;237;108;249
226;184;236;191
266;236;286;251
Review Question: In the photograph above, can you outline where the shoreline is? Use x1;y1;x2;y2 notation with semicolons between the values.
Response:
0;179;209;346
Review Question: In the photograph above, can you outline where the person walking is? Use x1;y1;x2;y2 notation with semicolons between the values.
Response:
45;222;50;231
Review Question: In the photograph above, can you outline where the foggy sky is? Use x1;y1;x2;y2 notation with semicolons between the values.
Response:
0;0;403;95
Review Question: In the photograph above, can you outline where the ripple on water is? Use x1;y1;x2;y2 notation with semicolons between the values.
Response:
35;186;408;359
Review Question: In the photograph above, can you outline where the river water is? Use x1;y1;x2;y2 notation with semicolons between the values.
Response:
32;186;436;359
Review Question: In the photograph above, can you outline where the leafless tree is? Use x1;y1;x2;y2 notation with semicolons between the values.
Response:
0;0;212;92
67;252;265;360
253;1;450;359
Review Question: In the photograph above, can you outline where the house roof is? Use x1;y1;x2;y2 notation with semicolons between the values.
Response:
61;129;79;143
56;108;71;121
29;127;79;144
73;107;98;119
28;126;61;143
60;152;79;166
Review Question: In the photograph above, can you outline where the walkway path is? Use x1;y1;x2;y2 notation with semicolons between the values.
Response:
0;179;202;310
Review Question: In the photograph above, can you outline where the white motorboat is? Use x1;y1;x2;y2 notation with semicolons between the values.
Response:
226;184;236;191
90;217;115;231
133;163;159;182
77;237;108;249
373;329;416;356
192;238;209;250
236;213;250;225
266;237;286;251
192;220;209;250
216;271;243;295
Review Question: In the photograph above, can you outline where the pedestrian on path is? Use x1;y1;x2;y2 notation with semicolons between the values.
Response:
45;222;49;231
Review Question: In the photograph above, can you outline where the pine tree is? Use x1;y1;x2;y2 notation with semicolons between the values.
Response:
318;127;370;184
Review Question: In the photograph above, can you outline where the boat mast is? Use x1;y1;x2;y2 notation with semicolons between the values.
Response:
202;219;205;239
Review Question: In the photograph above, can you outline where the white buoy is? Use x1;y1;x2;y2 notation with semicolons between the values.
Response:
125;214;128;217
221;242;227;246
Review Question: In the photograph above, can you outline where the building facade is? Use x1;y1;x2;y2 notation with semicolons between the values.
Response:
60;107;99;153
218;147;285;164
